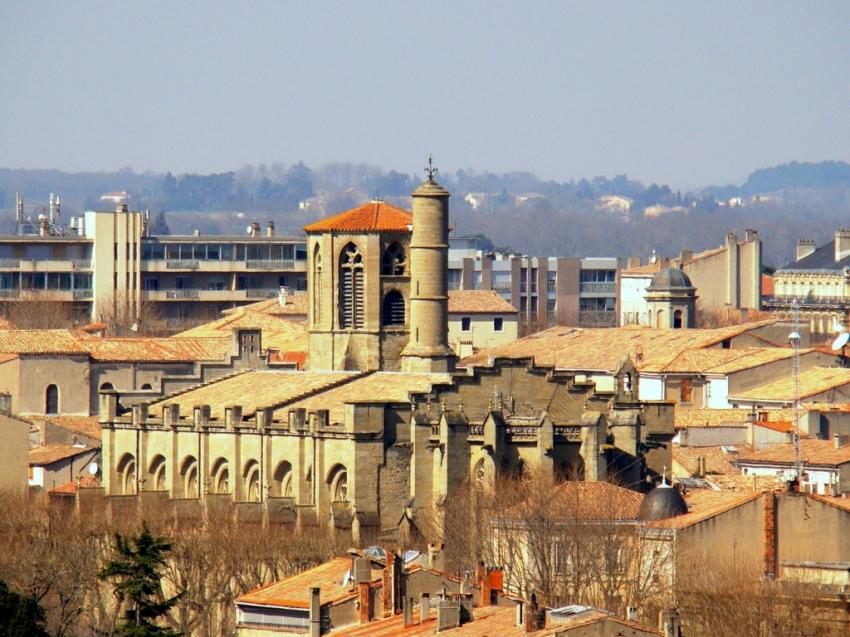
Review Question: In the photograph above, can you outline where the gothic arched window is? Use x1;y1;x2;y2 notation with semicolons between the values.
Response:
339;243;364;329
382;290;405;326
45;384;59;415
312;244;322;324
381;242;406;276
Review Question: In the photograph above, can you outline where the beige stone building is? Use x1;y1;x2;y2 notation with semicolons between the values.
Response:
99;174;675;542
446;290;518;357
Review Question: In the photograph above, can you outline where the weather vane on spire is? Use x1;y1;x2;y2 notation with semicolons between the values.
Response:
425;154;438;183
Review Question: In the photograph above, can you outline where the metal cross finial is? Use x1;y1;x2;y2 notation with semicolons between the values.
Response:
425;154;438;183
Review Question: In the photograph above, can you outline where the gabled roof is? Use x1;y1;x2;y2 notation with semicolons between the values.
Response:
304;201;412;233
780;239;849;272
175;310;309;359
26;415;102;441
237;556;382;609
0;329;88;354
448;290;518;314
502;481;644;522
730;367;850;402
80;336;231;362
29;444;94;466
660;347;798;375
223;293;308;318
738;438;850;468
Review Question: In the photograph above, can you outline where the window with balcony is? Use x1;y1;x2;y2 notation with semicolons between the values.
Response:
143;277;159;291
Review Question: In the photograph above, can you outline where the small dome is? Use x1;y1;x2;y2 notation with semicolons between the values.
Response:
648;267;693;291
637;483;688;521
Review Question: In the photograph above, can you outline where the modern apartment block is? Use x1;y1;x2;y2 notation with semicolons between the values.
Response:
448;238;620;328
0;197;306;327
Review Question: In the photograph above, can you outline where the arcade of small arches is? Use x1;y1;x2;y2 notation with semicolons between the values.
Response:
111;453;351;506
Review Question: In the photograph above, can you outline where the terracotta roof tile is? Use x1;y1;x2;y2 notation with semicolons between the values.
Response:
304;201;412;233
462;321;781;374
225;293;308;319
80;336;231;362
238;556;381;609
276;372;452;424
730;367;850;403
29;443;94;466
26;415;102;441
0;329;87;354
739;438;850;468
150;369;359;421
176;309;309;357
448;290;518;314
504;481;644;521
673;444;752;477
661;347;798;374
644;491;760;530
675;406;796;429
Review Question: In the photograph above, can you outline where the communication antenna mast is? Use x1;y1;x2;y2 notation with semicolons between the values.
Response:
789;299;802;490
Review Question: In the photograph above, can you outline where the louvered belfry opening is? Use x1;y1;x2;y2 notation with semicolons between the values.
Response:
382;290;405;326
339;243;365;328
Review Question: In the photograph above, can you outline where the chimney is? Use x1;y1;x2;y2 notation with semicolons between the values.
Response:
193;229;200;237
627;256;641;268
278;286;289;307
834;433;842;450
428;543;445;572
309;587;321;637
420;593;431;624
678;250;692;264
117;203;128;214
381;551;396;617
435;599;461;631
725;231;737;246
745;228;758;242
266;220;275;237
358;581;371;624
836;230;850;262
763;492;777;580
403;596;414;628
659;608;681;637
38;216;49;236
250;222;260;237
796;239;816;261
697;455;706;478
15;192;23;225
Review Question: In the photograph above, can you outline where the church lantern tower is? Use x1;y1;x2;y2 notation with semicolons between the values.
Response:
401;159;456;372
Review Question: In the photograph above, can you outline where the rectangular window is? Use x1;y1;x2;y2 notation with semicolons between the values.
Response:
680;378;693;403
142;278;159;291
494;317;503;332
278;275;289;287
176;275;192;290
220;244;233;260
461;317;471;332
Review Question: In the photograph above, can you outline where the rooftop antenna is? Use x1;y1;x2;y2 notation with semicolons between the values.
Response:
425;154;438;183
15;192;23;230
789;299;802;491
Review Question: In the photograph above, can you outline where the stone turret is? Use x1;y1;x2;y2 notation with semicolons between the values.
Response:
401;173;456;372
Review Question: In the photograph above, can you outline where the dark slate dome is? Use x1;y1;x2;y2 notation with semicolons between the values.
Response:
648;267;694;291
637;483;689;521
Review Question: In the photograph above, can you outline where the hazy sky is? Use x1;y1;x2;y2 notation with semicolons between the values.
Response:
1;1;847;188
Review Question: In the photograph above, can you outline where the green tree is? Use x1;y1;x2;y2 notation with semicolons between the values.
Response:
0;579;49;637
149;210;170;236
100;524;181;637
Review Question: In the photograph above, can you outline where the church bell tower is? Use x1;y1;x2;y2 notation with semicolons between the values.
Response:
401;158;456;373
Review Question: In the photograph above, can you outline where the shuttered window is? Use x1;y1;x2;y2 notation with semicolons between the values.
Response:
339;243;364;328
382;290;405;326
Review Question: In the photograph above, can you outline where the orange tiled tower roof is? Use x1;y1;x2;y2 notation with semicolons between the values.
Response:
304;201;412;233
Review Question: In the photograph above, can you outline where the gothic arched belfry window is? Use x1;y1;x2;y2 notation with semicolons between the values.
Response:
339;243;365;329
312;244;322;324
382;242;406;275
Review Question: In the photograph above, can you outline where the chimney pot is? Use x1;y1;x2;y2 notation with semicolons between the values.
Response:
834;433;842;450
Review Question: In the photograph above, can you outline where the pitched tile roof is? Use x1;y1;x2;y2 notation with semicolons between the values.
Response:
730;367;850;402
673;444;753;477
644;490;760;530
660;347;798;374
0;329;88;354
304;201;412;233
503;481;644;522
621;261;664;276
276;372;452;424
738;438;850;468
224;293;308;319
461;321;780;373
175;310;309;358
80;336;231;362
674;406;795;429
780;239;848;271
238;556;382;609
448;290;518;314
150;369;359;421
29;443;94;466
26;415;102;441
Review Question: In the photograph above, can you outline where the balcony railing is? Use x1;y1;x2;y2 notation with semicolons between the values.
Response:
72;259;92;269
0;259;20;268
764;295;849;308
166;259;200;269
492;281;512;292
0;289;20;298
580;282;616;294
73;288;93;300
165;289;200;299
245;287;280;298
246;259;295;270
579;310;617;327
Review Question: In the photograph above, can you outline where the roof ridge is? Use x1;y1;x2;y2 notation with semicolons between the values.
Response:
153;368;252;406
267;370;370;415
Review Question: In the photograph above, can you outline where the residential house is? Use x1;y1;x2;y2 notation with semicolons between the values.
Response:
736;437;850;495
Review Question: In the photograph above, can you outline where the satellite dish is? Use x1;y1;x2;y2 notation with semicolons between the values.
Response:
246;225;254;234
832;332;849;351
88;462;99;476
